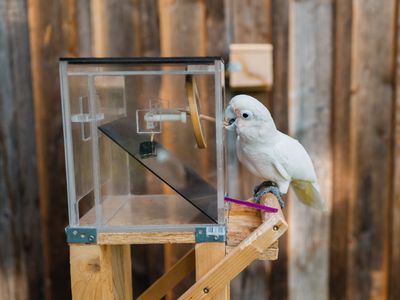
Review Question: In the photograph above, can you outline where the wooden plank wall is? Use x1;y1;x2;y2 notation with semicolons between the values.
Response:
1;0;400;299
0;0;43;299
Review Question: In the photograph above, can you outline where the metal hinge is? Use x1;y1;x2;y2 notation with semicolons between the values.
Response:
65;226;97;244
195;225;226;243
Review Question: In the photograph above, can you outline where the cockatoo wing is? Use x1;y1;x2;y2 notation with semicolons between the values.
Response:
272;133;326;210
271;158;291;181
272;134;316;181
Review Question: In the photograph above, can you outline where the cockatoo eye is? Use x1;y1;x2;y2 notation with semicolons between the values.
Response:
228;118;236;125
241;111;253;120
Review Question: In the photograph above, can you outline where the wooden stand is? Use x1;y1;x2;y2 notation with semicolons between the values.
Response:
69;193;287;299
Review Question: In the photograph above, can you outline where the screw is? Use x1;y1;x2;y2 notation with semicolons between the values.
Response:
203;287;209;294
80;233;86;239
88;235;95;242
72;230;78;236
273;225;279;231
214;236;218;240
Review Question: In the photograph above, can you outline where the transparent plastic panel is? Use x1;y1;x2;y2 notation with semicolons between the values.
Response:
103;151;211;227
80;137;213;227
69;76;93;200
97;73;219;223
66;75;96;225
101;194;212;227
78;191;95;226
99;119;218;222
95;76;126;122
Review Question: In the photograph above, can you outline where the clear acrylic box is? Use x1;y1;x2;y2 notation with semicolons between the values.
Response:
59;57;225;234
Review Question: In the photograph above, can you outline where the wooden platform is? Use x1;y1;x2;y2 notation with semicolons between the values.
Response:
97;230;195;245
78;192;279;257
89;194;281;260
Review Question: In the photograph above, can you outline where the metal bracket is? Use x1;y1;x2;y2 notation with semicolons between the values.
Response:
65;226;97;244
195;225;226;243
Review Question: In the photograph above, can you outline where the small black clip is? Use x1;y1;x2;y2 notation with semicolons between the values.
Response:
140;141;157;158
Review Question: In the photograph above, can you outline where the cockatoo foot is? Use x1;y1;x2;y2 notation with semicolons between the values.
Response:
253;181;285;208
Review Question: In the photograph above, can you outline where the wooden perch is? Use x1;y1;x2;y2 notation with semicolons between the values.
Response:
226;193;282;260
178;194;287;300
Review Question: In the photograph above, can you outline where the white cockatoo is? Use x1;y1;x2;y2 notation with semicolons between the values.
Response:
225;94;325;210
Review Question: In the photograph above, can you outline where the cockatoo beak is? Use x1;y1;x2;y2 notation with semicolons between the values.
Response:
224;104;237;131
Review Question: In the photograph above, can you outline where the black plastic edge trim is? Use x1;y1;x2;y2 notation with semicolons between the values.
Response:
59;56;223;65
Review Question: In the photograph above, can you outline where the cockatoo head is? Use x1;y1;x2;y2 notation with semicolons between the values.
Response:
224;95;277;139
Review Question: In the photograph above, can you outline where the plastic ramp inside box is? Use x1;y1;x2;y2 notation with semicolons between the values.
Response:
98;117;218;223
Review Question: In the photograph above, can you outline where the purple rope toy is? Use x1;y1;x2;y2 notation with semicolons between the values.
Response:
224;197;278;213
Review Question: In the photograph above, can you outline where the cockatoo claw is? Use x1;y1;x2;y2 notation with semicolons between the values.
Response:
253;181;285;208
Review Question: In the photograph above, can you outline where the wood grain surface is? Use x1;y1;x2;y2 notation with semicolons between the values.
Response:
289;1;333;299
0;0;42;298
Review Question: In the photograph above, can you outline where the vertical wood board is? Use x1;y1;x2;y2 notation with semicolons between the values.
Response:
70;244;132;300
289;1;333;299
28;0;79;298
348;0;395;298
391;2;400;298
329;0;353;299
0;0;43;298
270;1;290;298
195;243;229;300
